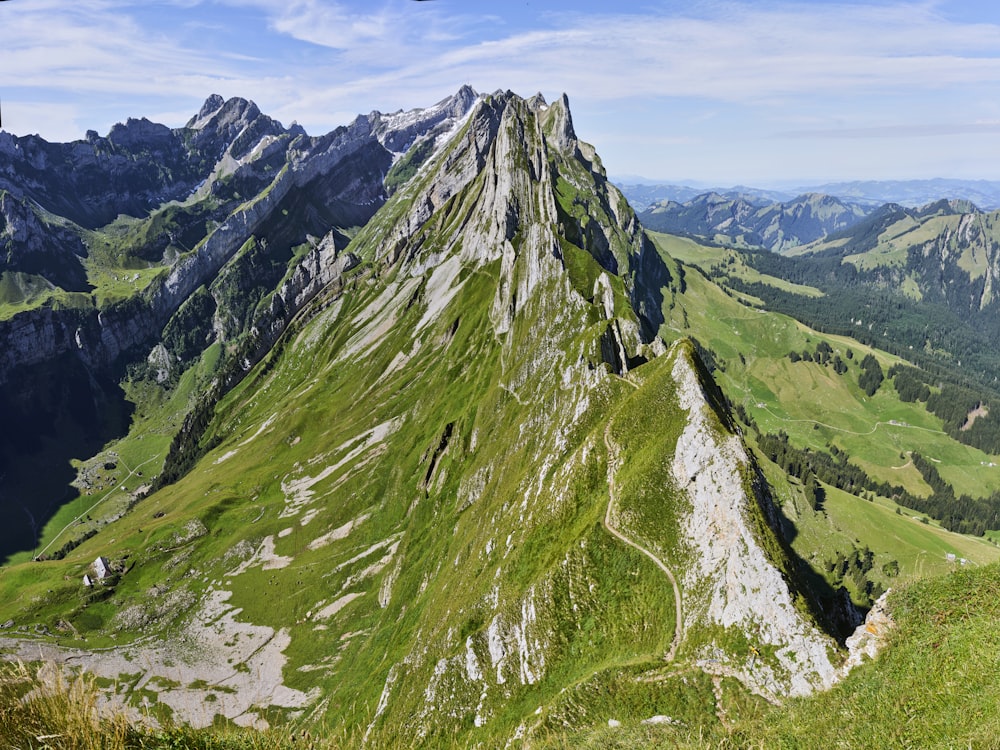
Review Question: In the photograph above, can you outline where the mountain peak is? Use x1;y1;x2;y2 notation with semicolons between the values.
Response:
539;92;576;153
106;117;173;148
189;93;226;127
185;95;261;133
452;84;478;110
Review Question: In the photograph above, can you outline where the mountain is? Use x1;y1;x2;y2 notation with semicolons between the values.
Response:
778;200;1000;374
805;178;1000;211
639;191;870;252
792;199;1000;316
617;179;1000;213
1;90;998;748
616;182;794;212
0;87;853;741
0;86;477;558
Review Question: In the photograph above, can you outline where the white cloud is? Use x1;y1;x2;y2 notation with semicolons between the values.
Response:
2;0;999;178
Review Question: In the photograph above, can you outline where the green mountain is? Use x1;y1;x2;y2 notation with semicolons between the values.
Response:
0;87;477;558
699;200;1000;462
791;199;1000;317
1;90;998;748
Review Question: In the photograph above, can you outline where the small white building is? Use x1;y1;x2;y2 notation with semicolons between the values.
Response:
93;556;112;580
82;574;93;587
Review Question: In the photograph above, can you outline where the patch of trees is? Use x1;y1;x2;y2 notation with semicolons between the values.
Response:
34;527;99;562
858;353;884;396
885;364;1000;454
691;337;723;374
750;426;1000;537
889;364;931;402
789;341;848;374
926;384;981;431
804;472;825;511
757;430;873;497
825;545;885;608
161;285;217;365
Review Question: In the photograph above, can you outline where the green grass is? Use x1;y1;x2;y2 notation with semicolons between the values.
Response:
11;564;999;748
789;482;998;590
651;230;1000;500
544;563;1000;749
653;232;824;298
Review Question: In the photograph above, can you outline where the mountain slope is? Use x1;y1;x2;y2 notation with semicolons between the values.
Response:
0;89;477;560
0;90;851;746
796;200;1000;316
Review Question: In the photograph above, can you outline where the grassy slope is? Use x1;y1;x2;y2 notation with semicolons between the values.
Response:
648;230;1000;592
3;562;998;748
548;561;1000;750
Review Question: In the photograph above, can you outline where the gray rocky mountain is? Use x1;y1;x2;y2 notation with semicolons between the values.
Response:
0;88;479;557
639;191;870;252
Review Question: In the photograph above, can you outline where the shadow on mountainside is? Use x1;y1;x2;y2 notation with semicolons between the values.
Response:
759;470;869;645
0;353;134;563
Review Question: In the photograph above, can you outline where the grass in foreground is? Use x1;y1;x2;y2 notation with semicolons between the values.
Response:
6;563;999;749
551;562;1000;749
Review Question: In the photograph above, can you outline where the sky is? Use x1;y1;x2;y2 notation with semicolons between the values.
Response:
2;0;1000;186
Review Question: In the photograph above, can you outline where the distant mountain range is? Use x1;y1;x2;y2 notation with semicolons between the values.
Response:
617;179;1000;212
638;192;870;253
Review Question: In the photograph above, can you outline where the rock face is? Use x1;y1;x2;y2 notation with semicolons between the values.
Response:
671;347;839;697
839;588;894;675
0;191;89;291
0;89;481;385
0;89;479;556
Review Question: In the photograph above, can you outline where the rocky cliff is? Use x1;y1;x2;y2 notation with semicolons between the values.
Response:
0;89;480;386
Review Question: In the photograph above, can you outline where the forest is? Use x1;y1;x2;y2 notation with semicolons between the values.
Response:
752;424;1000;537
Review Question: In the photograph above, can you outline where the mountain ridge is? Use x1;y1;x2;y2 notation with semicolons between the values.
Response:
617;178;1000;211
0;88;997;748
639;191;870;252
0;88;856;741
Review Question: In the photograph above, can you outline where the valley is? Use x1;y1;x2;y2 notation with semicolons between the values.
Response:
0;88;998;748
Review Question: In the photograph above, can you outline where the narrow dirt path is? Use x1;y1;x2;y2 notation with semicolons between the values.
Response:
602;420;683;662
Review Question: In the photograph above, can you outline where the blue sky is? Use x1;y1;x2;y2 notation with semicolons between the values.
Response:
2;0;1000;185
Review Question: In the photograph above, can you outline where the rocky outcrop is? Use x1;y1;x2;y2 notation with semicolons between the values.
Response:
0;191;89;291
0;89;481;385
671;344;839;697
839;588;894;675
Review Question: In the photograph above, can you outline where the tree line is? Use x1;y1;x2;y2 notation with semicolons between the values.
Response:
750;424;1000;537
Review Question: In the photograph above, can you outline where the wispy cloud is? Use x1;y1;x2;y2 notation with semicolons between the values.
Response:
6;1;1000;117
2;0;999;179
778;121;1000;139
